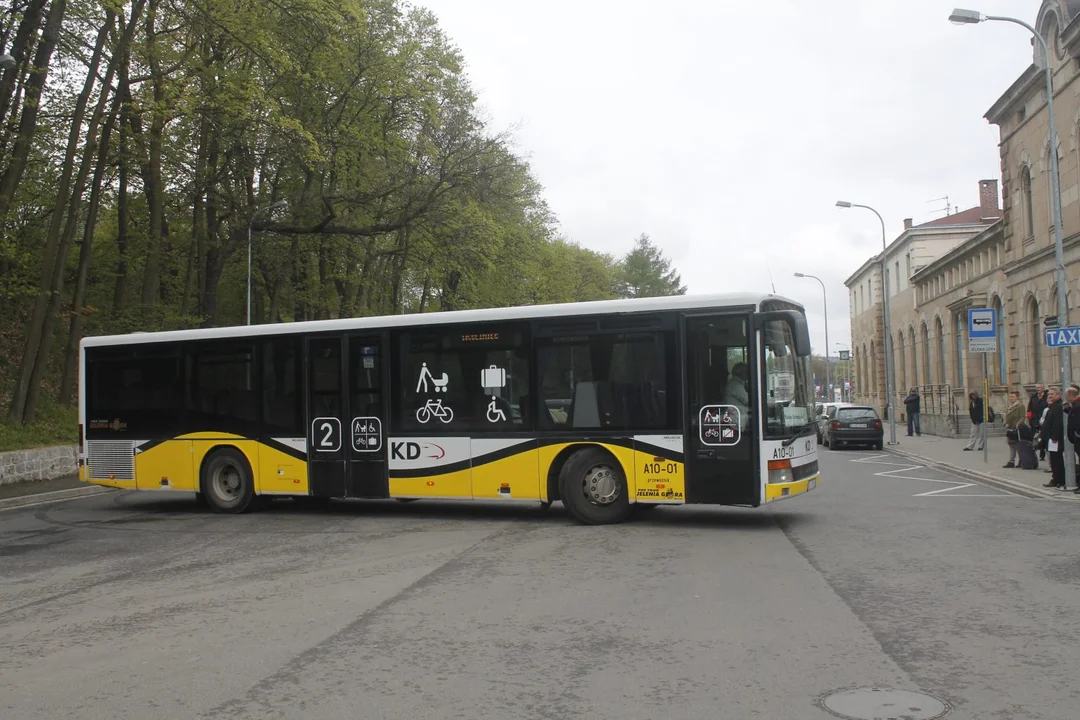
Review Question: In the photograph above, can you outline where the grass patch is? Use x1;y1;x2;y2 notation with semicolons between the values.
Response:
0;399;77;453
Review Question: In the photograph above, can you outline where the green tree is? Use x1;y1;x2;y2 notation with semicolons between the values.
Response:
0;0;638;430
617;233;686;298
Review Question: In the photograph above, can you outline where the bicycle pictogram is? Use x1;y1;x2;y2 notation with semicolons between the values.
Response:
416;398;454;424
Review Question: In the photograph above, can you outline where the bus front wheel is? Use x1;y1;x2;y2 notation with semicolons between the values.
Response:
559;448;632;525
201;448;257;514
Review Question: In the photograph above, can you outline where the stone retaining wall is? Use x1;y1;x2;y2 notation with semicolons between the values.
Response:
0;445;78;486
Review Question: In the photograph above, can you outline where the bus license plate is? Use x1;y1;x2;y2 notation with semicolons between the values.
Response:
851;423;868;428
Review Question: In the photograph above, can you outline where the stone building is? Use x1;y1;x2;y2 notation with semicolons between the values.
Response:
844;183;1002;434
846;0;1080;436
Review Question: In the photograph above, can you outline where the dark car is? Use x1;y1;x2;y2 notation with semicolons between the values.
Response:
823;406;884;450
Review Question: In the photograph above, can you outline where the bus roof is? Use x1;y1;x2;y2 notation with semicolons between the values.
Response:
81;291;803;348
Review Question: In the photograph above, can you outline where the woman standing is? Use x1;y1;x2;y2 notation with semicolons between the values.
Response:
963;391;985;451
1003;390;1025;468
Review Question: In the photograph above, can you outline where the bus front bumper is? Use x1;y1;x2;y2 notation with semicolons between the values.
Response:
765;474;819;502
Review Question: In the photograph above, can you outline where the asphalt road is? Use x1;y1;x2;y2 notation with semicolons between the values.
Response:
1;449;1078;720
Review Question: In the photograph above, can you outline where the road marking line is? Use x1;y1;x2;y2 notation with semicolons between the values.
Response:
846;454;1016;497
913;483;976;497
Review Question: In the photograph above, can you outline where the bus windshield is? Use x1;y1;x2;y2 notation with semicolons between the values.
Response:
761;319;814;439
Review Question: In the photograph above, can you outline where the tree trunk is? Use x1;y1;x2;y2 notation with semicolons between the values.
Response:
60;100;120;406
0;0;46;161
8;1;101;423
0;0;66;223
23;11;127;422
179;238;196;318
198;122;221;318
112;53;131;316
418;274;431;312
139;0;166;315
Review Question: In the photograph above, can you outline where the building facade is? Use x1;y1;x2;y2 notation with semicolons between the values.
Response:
846;0;1080;435
844;182;1002;434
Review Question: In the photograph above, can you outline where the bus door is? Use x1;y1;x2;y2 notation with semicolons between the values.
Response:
305;334;389;499
683;314;759;505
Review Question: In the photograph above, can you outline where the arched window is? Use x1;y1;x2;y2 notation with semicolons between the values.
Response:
909;327;918;388
1028;295;1042;382
994;296;1007;384
921;322;931;384
955;313;965;388
935;318;946;389
854;350;861;395
897;331;906;392
1021;165;1035;241
870;340;878;394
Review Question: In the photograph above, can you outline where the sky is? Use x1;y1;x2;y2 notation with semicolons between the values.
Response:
413;0;1036;359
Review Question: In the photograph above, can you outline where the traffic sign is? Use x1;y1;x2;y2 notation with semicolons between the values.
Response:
967;307;996;353
1045;326;1080;347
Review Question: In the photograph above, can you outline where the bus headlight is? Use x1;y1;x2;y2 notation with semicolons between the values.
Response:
767;459;793;484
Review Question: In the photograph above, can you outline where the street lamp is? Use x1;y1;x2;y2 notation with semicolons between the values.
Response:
247;200;288;325
0;54;15;70
794;272;830;401
836;200;898;445
949;8;1074;489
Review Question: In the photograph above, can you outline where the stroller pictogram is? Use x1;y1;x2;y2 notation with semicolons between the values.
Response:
416;362;449;393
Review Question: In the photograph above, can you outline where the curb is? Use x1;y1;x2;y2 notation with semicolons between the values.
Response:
883;447;1075;500
0;485;114;511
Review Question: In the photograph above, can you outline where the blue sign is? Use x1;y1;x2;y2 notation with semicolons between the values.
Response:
1045;326;1080;347
968;308;996;338
968;307;997;353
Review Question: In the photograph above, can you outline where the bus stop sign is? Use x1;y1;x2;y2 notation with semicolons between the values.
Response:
967;308;996;353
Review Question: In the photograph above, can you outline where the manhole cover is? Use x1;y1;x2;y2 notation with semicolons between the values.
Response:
820;687;949;720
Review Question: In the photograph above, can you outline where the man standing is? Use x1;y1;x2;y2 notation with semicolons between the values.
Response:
1003;390;1025;468
1066;386;1080;494
1042;387;1065;488
1028;383;1048;460
904;388;921;437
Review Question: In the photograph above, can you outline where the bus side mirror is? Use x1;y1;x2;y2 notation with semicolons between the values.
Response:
754;310;812;357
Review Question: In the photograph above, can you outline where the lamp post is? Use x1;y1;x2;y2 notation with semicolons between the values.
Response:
0;54;15;70
837;200;898;445
795;272;830;401
247;200;288;325
949;8;1074;489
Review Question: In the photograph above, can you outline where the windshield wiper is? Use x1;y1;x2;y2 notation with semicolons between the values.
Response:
782;422;817;447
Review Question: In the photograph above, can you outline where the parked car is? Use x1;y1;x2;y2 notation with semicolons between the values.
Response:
823;406;884;450
814;402;853;443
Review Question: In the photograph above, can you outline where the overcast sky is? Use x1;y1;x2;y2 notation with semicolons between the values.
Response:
415;0;1035;360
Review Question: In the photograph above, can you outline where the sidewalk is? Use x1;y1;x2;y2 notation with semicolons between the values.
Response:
883;433;1080;500
0;474;111;510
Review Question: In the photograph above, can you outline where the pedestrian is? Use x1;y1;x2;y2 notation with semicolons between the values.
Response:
1042;387;1065;488
1028;383;1049;460
963;391;985;451
904;388;921;437
1003;390;1025;468
1066;387;1080;494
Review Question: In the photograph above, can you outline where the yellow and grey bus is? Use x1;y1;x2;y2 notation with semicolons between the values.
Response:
78;292;819;524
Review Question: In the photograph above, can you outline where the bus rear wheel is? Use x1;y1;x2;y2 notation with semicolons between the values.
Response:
201;448;256;514
559;448;632;525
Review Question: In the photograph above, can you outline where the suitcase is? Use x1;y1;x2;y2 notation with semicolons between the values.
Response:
1017;439;1039;470
480;365;506;390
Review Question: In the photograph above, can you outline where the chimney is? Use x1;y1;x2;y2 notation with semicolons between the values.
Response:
979;179;1001;219
903;218;913;230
